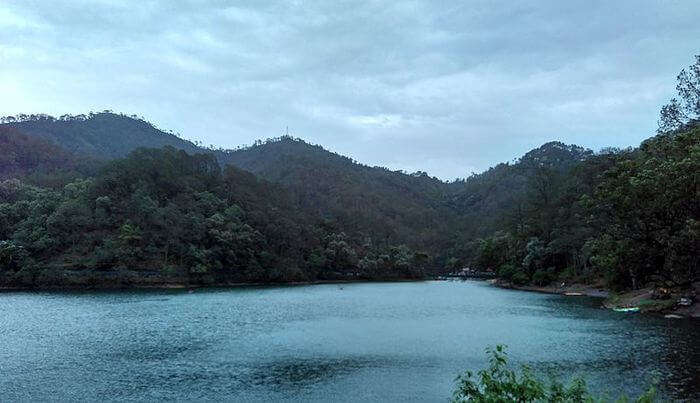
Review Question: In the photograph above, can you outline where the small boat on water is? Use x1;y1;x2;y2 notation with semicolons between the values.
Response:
564;292;584;296
612;307;640;313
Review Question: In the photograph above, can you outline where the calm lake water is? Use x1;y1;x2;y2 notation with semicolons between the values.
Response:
1;280;698;401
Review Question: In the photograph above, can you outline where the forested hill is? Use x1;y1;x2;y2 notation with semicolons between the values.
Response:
456;125;699;292
1;114;460;255
0;118;460;287
224;136;456;254
0;112;634;272
0;126;77;178
446;141;595;240
1;66;697;293
0;126;100;185
1;112;201;159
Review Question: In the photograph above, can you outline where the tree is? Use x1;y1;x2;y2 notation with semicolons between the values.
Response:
658;55;700;133
590;128;699;289
0;240;27;272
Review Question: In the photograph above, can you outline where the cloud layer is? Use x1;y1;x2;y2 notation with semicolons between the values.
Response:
1;0;698;179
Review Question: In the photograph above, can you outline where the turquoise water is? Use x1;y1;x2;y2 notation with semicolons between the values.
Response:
0;280;697;401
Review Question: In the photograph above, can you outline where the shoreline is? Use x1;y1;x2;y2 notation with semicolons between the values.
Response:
4;277;697;319
490;279;699;319
0;277;426;292
489;279;610;298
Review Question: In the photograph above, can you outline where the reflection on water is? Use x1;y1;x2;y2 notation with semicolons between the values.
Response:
0;281;697;401
245;356;389;389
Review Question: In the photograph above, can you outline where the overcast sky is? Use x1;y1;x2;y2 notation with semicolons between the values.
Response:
1;1;698;179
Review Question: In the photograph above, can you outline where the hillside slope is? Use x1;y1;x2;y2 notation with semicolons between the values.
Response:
223;136;456;254
447;141;594;239
0;126;76;178
0;126;101;185
0;112;601;268
1;113;201;159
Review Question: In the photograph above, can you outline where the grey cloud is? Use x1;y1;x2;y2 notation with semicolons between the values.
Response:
1;0;698;179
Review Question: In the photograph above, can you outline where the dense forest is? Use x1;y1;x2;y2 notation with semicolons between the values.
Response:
455;56;699;292
0;146;431;287
0;56;698;291
458;125;698;291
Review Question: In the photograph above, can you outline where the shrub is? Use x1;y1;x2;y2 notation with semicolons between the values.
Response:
558;266;576;282
511;271;530;286
532;268;555;286
0;240;27;271
453;345;657;402
497;263;517;281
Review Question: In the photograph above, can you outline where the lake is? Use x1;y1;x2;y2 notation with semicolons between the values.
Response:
1;280;698;401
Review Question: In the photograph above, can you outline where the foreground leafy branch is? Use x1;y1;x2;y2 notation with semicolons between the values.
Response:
453;345;657;402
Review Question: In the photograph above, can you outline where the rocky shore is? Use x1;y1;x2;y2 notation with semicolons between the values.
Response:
491;279;699;318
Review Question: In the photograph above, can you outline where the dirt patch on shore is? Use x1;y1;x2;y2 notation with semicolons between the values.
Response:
492;280;698;319
492;280;609;298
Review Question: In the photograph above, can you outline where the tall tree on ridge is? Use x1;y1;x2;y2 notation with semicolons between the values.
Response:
658;55;700;133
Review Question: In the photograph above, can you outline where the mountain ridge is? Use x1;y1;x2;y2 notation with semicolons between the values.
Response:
0;111;696;295
0;112;594;251
1;112;201;160
1;112;591;183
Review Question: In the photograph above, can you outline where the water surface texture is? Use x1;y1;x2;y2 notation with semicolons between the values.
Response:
1;281;698;401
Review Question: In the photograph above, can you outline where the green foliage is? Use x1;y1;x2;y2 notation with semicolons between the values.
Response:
467;125;699;291
4;120;694;290
224;135;454;270
0;146;429;287
453;345;546;402
1;58;697;291
531;268;555;286
658;55;699;133
473;232;517;272
511;272;530;286
0;240;27;272
457;58;699;292
445;257;461;271
590;128;699;289
522;238;546;276
497;264;517;281
453;345;657;402
1;112;201;159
